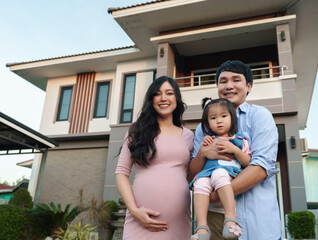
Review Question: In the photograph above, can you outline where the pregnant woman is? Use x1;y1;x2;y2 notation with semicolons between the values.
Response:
116;76;193;240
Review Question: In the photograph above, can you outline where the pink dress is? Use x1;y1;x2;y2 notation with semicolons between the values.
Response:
115;128;194;240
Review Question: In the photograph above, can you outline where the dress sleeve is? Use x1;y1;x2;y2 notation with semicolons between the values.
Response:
248;106;279;179
115;133;133;177
242;139;251;154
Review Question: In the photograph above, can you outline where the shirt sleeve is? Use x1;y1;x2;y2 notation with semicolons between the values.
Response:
248;106;279;179
115;132;133;176
191;123;205;161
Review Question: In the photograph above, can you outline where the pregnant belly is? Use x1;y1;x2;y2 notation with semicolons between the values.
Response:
132;167;191;222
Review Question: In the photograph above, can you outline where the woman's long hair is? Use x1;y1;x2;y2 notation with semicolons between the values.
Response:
127;76;186;167
201;98;237;136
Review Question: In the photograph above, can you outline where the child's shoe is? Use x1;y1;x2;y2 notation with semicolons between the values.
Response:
190;225;211;240
222;217;242;240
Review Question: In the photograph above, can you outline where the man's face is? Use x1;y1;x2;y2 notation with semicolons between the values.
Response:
217;71;251;109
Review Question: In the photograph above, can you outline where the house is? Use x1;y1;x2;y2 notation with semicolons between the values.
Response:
0;179;30;204
6;0;318;237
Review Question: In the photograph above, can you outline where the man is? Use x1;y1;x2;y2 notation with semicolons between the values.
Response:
190;60;281;239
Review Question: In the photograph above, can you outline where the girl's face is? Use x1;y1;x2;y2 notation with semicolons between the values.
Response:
207;104;232;137
153;81;177;119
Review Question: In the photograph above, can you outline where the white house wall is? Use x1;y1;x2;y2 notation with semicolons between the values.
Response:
111;58;157;125
40;76;76;135
88;72;115;133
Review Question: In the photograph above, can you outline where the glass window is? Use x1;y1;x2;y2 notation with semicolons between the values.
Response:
94;82;110;118
57;86;73;121
120;74;136;123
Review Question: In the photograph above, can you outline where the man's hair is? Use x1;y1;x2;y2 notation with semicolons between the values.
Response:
216;60;253;87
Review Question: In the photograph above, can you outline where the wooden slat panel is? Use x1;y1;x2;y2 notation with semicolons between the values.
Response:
69;72;95;134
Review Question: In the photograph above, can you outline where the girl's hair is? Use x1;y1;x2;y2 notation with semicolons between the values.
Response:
127;76;186;167
201;98;237;136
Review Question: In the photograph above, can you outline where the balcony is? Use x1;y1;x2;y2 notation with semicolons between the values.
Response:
175;65;287;88
178;65;295;116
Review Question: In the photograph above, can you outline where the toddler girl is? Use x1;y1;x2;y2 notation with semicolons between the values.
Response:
190;98;251;240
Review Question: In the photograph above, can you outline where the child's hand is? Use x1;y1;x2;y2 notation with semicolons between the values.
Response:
202;135;214;146
216;140;238;154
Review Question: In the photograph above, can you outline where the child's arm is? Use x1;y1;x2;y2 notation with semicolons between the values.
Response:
202;135;214;146
215;140;251;167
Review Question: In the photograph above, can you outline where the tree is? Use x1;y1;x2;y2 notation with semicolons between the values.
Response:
8;188;33;209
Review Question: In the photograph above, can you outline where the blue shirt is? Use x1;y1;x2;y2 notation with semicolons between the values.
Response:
192;102;282;240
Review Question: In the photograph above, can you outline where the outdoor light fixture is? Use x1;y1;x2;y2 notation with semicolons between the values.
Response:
160;47;164;58
280;30;286;42
290;136;296;149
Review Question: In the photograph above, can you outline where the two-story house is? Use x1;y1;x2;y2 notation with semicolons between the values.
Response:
6;0;318;234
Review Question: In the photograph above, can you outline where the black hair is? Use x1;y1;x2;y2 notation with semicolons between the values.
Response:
216;60;253;87
201;98;237;136
127;76;186;167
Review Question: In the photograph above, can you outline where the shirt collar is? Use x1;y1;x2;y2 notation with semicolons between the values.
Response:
237;101;249;113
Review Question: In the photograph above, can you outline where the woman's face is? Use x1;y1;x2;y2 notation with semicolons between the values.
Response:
153;81;177;119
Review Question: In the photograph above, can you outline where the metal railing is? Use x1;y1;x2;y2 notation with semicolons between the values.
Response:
175;65;287;88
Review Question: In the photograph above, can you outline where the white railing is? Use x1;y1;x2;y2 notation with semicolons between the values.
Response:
175;65;287;88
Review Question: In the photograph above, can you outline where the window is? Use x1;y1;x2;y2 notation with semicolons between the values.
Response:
57;86;73;121
94;82;110;118
120;74;136;123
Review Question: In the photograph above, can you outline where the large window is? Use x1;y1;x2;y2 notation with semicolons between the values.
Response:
120;74;136;123
57;86;73;121
94;82;110;118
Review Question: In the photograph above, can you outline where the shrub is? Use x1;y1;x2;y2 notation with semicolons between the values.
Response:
8;188;33;209
30;202;80;237
287;211;316;239
0;204;29;240
56;222;97;240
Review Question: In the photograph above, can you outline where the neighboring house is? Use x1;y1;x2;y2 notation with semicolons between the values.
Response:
6;0;318;237
302;147;318;208
0;184;13;204
0;179;29;204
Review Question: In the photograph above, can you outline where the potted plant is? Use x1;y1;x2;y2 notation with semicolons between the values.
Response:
287;211;316;240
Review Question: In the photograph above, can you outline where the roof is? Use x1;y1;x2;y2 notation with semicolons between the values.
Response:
0;184;12;190
0;112;58;154
6;45;136;68
108;1;168;13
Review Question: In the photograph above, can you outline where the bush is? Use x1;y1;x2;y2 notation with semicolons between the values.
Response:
8;188;33;209
287;211;316;239
0;204;29;240
30;202;80;237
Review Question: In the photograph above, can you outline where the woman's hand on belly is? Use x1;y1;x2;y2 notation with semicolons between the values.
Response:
130;207;168;232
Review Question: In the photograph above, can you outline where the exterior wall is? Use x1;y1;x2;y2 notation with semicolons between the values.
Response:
110;58;157;125
39;140;108;207
88;72;115;133
275;115;307;211
40;76;76;135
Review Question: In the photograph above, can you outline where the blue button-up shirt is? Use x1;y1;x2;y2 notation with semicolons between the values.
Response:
192;102;282;240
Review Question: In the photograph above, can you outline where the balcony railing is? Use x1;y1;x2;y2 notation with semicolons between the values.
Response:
175;65;287;88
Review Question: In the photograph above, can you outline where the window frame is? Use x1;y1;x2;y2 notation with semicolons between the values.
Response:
93;81;110;118
56;86;73;121
120;74;136;123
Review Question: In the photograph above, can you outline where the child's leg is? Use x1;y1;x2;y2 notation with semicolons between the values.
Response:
193;177;212;235
210;169;236;227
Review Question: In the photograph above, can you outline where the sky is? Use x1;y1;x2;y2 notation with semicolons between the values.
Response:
0;0;317;184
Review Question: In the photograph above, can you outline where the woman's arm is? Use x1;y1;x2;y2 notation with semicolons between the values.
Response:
116;174;168;232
